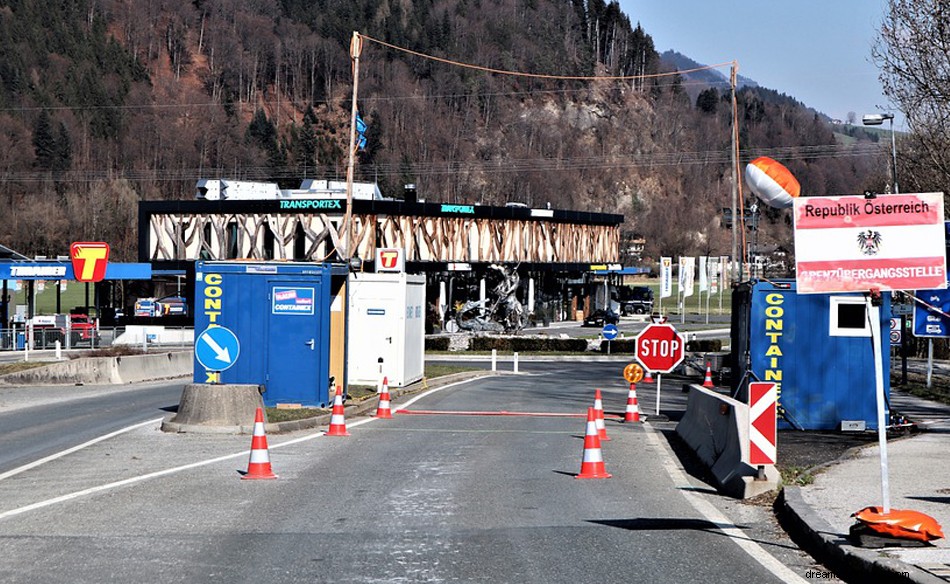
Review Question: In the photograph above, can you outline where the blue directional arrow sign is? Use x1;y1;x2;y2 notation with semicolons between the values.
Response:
195;326;240;372
602;323;619;340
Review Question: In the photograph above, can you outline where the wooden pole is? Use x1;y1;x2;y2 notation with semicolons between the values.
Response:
344;32;362;260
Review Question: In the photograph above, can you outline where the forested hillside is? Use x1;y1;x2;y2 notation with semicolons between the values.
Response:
0;0;886;262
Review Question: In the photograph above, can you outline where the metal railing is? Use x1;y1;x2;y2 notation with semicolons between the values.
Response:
0;326;195;353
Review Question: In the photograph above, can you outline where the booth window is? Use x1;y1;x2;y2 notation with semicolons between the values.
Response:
828;297;871;337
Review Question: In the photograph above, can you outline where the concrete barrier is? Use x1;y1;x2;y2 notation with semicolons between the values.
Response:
0;350;192;386
675;384;779;498
116;351;193;383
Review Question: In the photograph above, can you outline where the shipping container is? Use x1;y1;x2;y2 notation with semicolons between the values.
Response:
193;261;348;407
730;279;891;430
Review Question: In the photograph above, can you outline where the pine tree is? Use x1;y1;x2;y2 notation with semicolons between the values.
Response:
32;111;55;171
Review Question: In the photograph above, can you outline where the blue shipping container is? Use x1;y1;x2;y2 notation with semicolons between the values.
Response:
193;261;346;407
731;279;891;430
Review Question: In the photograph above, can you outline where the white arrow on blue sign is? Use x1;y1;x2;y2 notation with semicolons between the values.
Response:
195;326;241;371
602;323;619;340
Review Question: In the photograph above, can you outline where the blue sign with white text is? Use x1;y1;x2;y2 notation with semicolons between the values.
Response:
272;287;315;315
914;285;950;338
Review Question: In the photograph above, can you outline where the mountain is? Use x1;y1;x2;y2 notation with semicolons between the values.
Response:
660;50;759;90
0;0;884;263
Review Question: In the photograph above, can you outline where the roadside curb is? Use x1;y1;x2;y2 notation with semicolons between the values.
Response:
777;487;945;584
162;369;498;435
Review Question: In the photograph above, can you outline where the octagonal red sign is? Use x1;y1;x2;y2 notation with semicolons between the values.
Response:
634;323;685;373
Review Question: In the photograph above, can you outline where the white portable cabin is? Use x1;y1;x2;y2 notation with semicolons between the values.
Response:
195;179;281;200
195;178;386;201
296;179;384;200
347;272;425;388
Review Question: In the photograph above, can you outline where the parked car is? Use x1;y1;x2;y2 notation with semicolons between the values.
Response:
618;285;654;315
583;309;620;327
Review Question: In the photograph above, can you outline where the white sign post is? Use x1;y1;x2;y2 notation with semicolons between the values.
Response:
794;192;947;514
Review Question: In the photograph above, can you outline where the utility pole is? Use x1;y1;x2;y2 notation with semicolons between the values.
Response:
344;32;362;260
730;62;739;280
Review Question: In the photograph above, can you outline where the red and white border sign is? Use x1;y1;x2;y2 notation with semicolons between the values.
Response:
749;382;777;465
793;193;946;294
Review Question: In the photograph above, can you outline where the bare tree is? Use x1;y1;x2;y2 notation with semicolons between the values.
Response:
873;0;950;192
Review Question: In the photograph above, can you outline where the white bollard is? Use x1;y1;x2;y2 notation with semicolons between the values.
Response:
491;349;497;372
513;351;519;374
54;340;62;360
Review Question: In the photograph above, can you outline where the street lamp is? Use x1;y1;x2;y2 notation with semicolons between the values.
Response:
862;113;898;194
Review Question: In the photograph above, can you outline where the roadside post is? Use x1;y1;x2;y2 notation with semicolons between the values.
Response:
634;322;685;416
602;323;619;355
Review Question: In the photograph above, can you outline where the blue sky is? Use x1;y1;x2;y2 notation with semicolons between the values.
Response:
619;0;897;127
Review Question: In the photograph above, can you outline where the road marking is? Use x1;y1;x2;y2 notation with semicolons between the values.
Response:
0;377;483;522
395;409;589;417
0;417;165;483
645;425;809;584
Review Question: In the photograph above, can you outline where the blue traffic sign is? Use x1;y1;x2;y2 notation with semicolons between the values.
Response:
913;285;950;338
195;325;241;371
602;323;620;340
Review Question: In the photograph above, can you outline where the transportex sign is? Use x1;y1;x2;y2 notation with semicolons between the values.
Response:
793;193;946;294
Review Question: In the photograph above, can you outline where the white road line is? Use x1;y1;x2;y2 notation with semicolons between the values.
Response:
644;425;809;584
0;417;165;483
0;377;481;522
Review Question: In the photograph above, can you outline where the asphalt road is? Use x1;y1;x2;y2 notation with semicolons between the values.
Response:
0;363;822;583
0;379;184;474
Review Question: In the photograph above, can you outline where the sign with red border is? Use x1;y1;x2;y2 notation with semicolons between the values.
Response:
749;381;777;465
793;193;946;293
70;242;110;283
375;248;405;272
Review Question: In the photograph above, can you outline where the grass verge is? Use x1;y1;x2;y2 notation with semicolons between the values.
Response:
779;465;816;487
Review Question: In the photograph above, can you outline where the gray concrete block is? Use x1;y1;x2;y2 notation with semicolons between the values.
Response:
170;383;265;428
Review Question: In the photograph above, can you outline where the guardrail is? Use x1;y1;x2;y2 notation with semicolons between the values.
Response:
0;326;195;352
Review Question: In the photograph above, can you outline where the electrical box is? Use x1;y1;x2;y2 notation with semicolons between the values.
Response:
347;272;426;388
193;261;348;408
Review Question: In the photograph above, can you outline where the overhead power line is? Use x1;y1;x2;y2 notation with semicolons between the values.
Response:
0;143;886;183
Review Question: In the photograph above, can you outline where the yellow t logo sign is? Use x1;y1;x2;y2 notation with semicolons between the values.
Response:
70;242;110;282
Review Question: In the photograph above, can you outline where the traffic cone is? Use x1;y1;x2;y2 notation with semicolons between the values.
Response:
624;383;641;423
325;385;350;436
577;407;611;479
593;389;610;441
375;376;393;419
703;362;714;388
643;369;654;383
242;407;277;480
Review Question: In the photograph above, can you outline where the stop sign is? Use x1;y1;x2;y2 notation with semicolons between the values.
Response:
634;323;685;373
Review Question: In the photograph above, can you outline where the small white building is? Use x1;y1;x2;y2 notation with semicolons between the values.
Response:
347;272;425;388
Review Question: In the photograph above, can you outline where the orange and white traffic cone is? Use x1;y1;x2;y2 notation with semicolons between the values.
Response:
577;407;611;479
643;369;654;383
375;376;393;419
593;389;610;441
703;362;714;388
242;407;277;480
624;383;641;423
325;385;350;436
